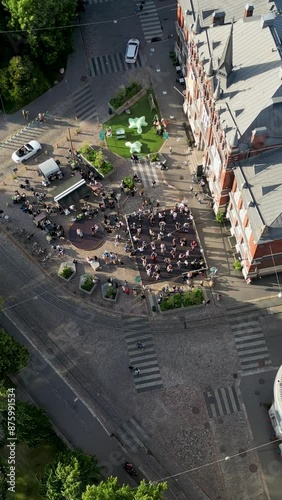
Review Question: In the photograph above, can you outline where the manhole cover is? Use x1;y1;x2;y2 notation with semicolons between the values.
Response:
258;360;265;368
258;378;265;385
80;75;88;82
218;418;224;424
238;448;247;457
249;464;258;473
254;390;260;396
220;445;226;452
233;373;238;379
192;407;200;414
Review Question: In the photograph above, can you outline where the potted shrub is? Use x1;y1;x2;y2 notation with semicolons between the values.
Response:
215;210;225;224
123;176;135;190
233;260;243;271
78;144;113;178
101;283;119;302
58;261;76;282
79;274;97;295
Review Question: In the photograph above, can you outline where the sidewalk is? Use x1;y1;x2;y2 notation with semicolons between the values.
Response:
145;40;282;306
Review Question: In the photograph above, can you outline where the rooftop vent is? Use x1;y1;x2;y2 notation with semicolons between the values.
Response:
261;13;276;29
212;11;225;26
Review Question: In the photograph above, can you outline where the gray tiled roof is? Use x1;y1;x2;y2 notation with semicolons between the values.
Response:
192;16;282;149
235;148;282;241
178;0;278;27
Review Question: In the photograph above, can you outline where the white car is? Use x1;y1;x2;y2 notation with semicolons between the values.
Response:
12;140;42;164
125;39;140;64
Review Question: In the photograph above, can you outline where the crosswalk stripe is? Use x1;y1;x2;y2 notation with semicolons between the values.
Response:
70;82;97;123
204;385;241;418
135;0;163;43
226;304;271;373
89;52;143;76
131;160;160;187
123;316;163;393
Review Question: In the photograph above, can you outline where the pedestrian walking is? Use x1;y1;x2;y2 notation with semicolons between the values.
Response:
38;112;45;123
129;365;135;371
134;368;140;376
169;146;172;154
152;180;156;187
160;243;166;254
140;292;146;300
137;342;145;349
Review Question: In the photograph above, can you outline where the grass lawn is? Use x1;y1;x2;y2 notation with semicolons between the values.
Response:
0;441;58;499
105;90;165;158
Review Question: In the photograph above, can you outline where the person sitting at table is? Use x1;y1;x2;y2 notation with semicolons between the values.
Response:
76;228;83;238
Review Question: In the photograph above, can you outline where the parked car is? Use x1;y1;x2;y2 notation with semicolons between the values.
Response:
125;38;140;64
12;140;42;163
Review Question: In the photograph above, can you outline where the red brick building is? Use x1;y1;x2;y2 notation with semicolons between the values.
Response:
175;2;282;213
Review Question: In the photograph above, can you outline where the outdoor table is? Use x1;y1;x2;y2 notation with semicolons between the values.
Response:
176;65;181;73
33;213;46;226
179;78;185;85
116;128;126;140
44;223;56;234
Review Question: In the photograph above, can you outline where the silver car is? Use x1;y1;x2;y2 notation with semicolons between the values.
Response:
125;39;140;64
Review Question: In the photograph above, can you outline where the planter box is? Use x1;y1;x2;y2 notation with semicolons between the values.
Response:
148;152;166;166
79;274;97;295
101;283;119;302
80;150;114;180
58;261;76;282
110;88;147;116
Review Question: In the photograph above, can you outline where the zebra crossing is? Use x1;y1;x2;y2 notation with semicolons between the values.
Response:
89;52;143;77
123;316;163;393
118;416;151;452
203;385;241;418
0;124;42;152
71;82;97;123
227;303;271;373
136;0;163;43
131;158;160;188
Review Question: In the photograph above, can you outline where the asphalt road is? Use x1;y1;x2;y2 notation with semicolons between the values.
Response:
0;313;135;486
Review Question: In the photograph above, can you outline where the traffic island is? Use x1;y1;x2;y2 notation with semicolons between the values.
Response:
58;262;76;282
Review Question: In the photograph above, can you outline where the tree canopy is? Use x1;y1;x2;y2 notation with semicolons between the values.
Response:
0;329;28;377
82;477;167;499
2;0;77;64
41;449;101;499
2;401;59;447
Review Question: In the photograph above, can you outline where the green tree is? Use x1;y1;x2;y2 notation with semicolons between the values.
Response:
41;449;101;499
0;329;28;378
2;0;77;65
0;55;49;106
82;477;167;499
2;401;57;447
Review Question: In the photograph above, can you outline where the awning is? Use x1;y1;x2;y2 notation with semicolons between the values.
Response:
52;178;90;209
38;158;60;178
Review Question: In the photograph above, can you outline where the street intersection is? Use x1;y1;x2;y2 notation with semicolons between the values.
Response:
0;0;282;499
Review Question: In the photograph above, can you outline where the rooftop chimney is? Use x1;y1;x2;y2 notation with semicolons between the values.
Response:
244;3;254;18
212;11;225;26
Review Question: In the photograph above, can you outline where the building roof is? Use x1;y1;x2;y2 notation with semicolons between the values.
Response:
191;16;282;150
178;0;279;27
234;147;282;242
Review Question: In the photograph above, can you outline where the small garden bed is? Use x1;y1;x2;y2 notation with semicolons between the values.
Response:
101;283;119;302
79;274;97;295
58;261;76;282
159;288;204;311
78;144;113;178
109;82;142;110
105;90;164;158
